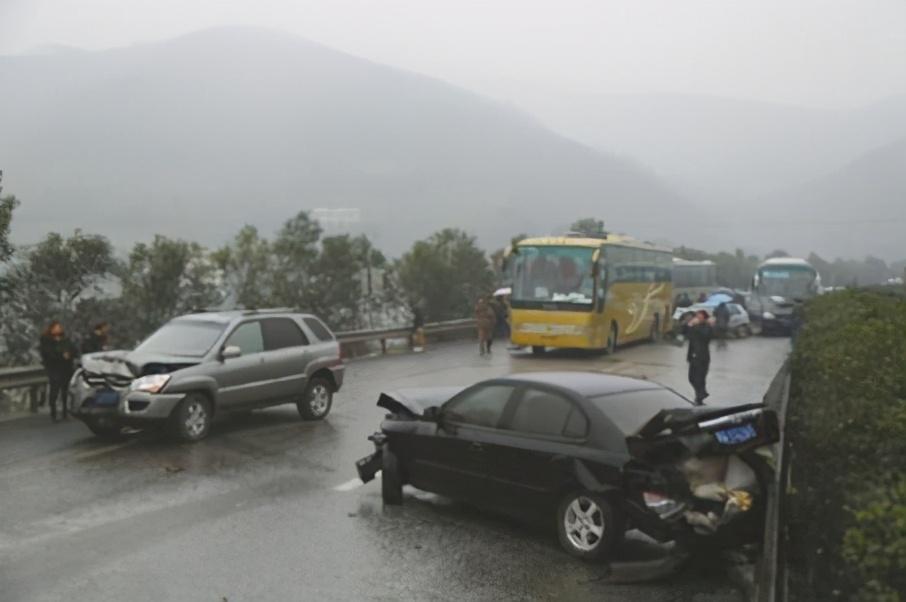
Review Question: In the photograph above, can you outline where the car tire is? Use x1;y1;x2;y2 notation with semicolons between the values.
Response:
381;443;404;505
84;418;126;441
607;323;618;355
556;491;624;561
298;377;333;421
531;345;545;356
170;394;213;443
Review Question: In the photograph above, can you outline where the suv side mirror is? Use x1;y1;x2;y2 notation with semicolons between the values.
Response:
221;345;242;360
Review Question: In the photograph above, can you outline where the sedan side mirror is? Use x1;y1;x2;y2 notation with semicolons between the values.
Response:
221;345;242;360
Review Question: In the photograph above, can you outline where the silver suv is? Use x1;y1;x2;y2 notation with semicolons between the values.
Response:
70;309;345;442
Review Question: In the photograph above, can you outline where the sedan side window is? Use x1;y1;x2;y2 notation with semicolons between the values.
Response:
507;388;586;438
225;321;264;355
443;385;515;429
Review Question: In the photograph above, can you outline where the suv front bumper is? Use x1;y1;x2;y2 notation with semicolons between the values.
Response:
70;382;186;424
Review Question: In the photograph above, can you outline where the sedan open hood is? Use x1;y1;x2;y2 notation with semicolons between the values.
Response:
376;387;466;418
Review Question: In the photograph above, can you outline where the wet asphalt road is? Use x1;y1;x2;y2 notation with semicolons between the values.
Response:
0;336;789;601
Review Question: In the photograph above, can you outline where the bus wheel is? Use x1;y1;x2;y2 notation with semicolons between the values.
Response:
607;323;618;354
531;346;546;356
649;315;660;343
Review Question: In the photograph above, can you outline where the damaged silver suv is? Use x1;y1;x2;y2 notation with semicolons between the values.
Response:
70;309;345;442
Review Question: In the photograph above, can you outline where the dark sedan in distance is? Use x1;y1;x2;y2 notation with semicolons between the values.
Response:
356;372;778;561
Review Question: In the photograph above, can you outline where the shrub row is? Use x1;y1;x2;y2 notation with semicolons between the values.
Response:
787;289;906;601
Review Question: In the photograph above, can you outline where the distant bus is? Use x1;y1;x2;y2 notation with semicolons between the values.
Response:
748;257;821;334
672;258;717;304
508;234;673;354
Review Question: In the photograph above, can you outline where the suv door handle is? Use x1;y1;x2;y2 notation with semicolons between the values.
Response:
469;442;484;453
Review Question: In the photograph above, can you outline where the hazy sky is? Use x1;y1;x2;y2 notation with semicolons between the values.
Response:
2;0;905;110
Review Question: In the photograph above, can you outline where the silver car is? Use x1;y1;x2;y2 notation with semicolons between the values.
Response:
70;309;345;441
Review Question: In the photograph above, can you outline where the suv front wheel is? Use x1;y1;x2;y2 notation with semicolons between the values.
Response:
298;377;333;420
170;394;213;442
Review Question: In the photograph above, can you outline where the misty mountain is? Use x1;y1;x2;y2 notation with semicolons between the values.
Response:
758;137;906;260
529;92;906;205
0;27;690;256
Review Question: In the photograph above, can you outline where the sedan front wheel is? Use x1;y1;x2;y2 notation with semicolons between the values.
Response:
556;491;623;561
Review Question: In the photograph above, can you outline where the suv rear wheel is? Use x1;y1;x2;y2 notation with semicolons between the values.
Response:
170;394;212;442
298;377;333;420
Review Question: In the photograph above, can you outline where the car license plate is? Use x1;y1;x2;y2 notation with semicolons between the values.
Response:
94;390;120;406
715;423;757;445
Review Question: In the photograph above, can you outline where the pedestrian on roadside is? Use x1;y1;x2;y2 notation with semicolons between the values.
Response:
81;321;110;355
714;302;730;342
492;294;510;343
39;320;78;421
683;309;714;404
475;296;497;356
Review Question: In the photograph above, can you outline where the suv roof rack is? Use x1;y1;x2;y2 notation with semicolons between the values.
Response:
241;307;297;315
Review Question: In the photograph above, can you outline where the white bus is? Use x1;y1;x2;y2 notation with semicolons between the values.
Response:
672;258;717;305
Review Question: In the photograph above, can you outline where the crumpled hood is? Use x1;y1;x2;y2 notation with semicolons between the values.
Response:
81;350;199;378
376;387;466;417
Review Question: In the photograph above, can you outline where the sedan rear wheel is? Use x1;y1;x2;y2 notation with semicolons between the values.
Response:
557;491;623;561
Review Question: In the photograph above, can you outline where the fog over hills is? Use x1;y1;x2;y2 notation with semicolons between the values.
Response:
0;27;693;256
758;137;906;260
525;92;906;259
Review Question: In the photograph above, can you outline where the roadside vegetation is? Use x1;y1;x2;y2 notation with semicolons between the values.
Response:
787;288;906;601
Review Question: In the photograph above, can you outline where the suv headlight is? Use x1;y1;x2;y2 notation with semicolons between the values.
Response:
130;374;171;393
763;311;775;320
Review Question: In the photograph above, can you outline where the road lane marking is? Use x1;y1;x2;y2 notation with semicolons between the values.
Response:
333;471;380;492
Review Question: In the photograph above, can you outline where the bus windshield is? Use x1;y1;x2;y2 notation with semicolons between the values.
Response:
512;246;596;306
758;266;818;298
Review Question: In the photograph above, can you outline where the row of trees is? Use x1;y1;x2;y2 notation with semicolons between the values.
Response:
675;246;906;290
0;195;496;366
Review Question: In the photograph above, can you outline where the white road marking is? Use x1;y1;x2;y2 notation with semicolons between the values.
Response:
333;471;380;492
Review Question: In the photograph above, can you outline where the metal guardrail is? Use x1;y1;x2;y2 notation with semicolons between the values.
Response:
755;357;792;602
0;318;477;395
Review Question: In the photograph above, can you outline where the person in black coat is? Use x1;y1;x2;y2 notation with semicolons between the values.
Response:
81;321;110;354
683;310;715;404
39;320;78;421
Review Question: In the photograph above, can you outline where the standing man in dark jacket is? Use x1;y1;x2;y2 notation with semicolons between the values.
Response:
39;320;78;421
81;321;110;354
684;310;715;404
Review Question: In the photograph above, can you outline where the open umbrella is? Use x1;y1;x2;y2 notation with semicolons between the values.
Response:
704;293;733;306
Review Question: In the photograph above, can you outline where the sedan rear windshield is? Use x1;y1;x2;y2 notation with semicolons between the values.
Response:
591;388;693;435
134;320;227;357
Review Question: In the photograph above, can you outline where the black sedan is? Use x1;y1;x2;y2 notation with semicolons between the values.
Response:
356;371;778;561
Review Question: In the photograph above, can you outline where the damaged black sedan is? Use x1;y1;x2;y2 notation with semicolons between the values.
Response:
356;372;778;561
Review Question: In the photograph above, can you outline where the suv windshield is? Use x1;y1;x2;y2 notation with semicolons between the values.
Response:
511;246;595;307
134;319;227;357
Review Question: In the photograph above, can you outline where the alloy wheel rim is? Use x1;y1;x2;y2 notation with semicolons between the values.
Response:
564;496;605;551
184;400;208;437
309;385;330;415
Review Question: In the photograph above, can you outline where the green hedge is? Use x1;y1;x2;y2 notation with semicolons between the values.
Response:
787;289;906;601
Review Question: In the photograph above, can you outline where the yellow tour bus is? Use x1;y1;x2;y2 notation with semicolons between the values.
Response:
508;234;673;354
